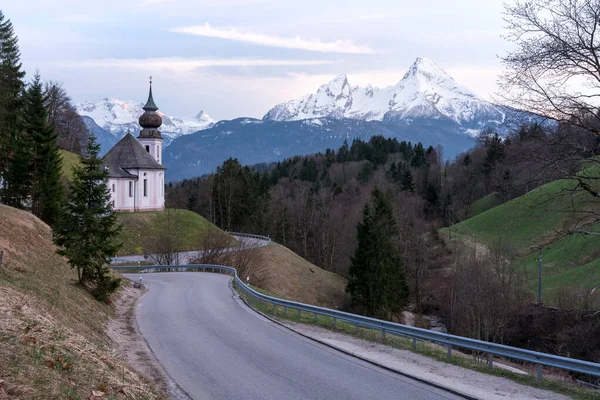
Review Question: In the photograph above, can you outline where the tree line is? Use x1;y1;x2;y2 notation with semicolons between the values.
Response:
0;10;120;301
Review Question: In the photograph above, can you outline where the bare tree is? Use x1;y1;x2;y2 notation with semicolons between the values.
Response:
500;1;600;236
501;0;600;133
440;238;528;343
44;80;89;154
143;209;183;265
194;227;234;265
194;230;265;286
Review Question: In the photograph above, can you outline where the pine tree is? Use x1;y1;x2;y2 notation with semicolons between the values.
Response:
400;166;415;192
336;139;350;163
0;11;26;198
346;188;409;318
53;135;121;301
3;130;32;207
358;161;373;183
26;73;63;225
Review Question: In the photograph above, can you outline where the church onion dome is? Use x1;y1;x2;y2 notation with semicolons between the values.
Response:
138;77;163;139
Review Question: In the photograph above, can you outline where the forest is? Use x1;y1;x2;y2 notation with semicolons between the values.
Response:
166;122;600;361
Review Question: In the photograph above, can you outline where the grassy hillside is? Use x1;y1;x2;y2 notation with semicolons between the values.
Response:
469;192;503;217
450;172;600;302
0;204;159;399
59;149;81;181
117;209;232;256
248;243;348;310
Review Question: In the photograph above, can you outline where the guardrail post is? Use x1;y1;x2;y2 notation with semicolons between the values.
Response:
298;309;301;320
284;306;288;316
537;365;543;382
382;329;386;341
355;324;359;334
314;313;317;323
487;353;493;370
447;345;452;359
333;317;336;329
412;337;417;350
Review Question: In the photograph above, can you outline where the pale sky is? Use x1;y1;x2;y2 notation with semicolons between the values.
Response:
4;0;509;120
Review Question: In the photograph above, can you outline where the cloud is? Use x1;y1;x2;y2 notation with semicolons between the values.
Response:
55;57;335;72
170;23;376;54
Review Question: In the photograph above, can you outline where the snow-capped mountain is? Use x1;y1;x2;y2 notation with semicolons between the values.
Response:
264;57;504;134
76;98;216;148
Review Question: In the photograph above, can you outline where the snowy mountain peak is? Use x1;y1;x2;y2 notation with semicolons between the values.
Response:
264;57;504;130
317;74;351;101
402;57;451;81
76;98;216;145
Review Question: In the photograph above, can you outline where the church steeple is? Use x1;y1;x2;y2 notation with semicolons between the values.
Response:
138;76;163;139
143;76;159;112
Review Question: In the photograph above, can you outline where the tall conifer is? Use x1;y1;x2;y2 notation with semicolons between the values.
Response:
25;73;63;225
53;135;121;300
0;11;26;198
346;188;409;318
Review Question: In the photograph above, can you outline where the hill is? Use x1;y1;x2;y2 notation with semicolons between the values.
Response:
239;243;348;310
0;204;159;398
450;171;600;304
59;149;81;181
116;208;232;256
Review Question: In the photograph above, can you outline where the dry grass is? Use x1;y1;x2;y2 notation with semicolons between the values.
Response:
0;204;161;399
251;243;348;310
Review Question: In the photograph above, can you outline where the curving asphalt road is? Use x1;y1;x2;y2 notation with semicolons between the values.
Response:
112;235;268;266
125;272;463;400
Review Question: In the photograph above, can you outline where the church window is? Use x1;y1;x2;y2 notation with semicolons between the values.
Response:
112;183;115;192
129;181;133;197
143;179;148;197
145;145;150;153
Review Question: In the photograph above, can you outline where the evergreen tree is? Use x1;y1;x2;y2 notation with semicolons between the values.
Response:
212;158;258;231
299;158;318;182
483;133;505;175
400;166;415;192
336;139;350;163
53;135;121;301
3;130;32;207
0;11;26;198
26;73;63;225
386;162;398;182
358;160;374;183
411;143;427;168
346;188;409;318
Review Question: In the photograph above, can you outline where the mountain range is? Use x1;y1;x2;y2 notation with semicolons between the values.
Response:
78;57;519;181
75;98;216;152
264;57;504;134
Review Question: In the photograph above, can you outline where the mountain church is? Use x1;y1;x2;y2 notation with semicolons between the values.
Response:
103;80;166;212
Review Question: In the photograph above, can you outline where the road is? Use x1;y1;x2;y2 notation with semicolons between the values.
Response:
125;272;464;400
112;234;269;265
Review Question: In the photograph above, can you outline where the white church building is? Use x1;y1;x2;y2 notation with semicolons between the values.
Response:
103;82;166;212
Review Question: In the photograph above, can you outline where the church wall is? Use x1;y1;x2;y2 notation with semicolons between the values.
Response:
109;177;138;212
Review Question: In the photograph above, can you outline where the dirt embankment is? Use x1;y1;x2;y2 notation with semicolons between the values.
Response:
0;204;163;399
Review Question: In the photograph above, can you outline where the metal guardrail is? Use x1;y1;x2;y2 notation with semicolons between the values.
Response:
227;232;272;245
113;258;600;382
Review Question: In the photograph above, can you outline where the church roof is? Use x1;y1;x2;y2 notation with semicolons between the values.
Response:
103;133;165;178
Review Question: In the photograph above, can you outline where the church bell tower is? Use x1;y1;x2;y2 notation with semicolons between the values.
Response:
137;76;163;165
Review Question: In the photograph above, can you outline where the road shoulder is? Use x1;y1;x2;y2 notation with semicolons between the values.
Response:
107;285;190;400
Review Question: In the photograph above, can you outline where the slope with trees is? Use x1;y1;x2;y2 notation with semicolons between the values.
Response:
53;136;122;301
